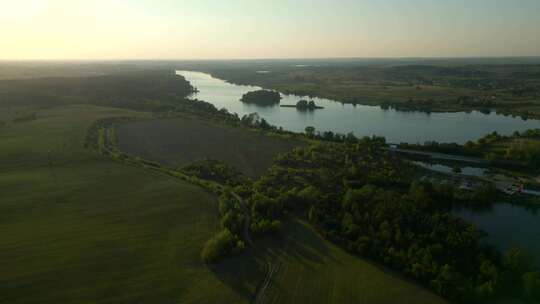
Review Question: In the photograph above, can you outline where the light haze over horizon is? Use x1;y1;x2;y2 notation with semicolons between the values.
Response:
2;0;540;60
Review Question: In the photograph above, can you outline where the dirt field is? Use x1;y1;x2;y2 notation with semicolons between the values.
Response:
116;117;305;177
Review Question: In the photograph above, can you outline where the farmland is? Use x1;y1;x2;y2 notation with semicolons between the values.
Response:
116;116;305;177
0;105;248;303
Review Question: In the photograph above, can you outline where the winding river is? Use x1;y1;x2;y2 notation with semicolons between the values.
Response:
176;70;540;265
176;70;540;144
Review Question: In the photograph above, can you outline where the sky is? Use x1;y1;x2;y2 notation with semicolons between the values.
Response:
1;0;539;60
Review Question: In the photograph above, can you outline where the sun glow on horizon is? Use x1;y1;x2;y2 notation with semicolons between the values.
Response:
1;0;539;60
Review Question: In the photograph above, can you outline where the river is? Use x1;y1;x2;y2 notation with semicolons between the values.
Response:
176;70;540;144
177;70;540;263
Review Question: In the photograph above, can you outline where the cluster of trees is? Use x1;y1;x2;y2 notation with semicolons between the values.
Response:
504;138;540;169
239;112;272;129
201;229;245;263
295;99;322;110
400;129;540;174
180;159;245;186
456;95;496;107
240;90;281;106
304;126;368;144
206;138;539;302
200;187;281;263
399;141;482;157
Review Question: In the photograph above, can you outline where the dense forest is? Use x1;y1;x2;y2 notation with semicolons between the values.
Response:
200;137;539;303
0;70;195;111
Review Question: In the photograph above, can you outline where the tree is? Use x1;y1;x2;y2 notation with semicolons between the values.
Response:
305;126;316;138
296;99;308;108
430;264;462;298
201;229;242;263
503;247;531;274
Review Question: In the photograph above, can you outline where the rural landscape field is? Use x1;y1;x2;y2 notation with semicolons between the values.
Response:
0;92;446;304
2;1;540;303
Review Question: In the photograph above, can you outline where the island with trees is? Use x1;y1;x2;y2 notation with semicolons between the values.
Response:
239;89;281;106
280;99;324;110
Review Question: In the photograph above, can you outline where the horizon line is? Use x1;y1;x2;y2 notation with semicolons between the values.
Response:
2;55;540;63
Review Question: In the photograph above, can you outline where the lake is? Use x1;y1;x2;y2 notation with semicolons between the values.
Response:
176;70;540;144
455;204;540;266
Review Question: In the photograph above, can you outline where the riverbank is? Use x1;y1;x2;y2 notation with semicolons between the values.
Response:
195;63;540;120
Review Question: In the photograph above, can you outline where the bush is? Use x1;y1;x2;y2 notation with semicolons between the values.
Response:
251;219;281;235
201;229;243;263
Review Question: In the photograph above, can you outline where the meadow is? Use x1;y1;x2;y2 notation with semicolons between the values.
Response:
0;105;244;303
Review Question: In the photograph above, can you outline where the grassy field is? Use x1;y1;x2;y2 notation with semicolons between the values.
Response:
0;105;248;303
214;219;447;304
116;117;305;177
0;104;446;303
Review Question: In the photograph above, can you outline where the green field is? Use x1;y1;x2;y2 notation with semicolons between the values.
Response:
215;219;447;304
0;105;245;303
0;104;447;303
116;116;305;177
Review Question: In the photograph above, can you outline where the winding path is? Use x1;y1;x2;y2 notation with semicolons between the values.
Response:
230;191;253;246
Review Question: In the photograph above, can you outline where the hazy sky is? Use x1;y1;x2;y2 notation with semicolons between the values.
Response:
1;0;539;60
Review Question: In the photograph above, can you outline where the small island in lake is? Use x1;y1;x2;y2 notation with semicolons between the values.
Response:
281;99;324;110
240;90;281;106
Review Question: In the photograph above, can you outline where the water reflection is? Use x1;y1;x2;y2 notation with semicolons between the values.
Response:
455;203;540;266
177;70;540;143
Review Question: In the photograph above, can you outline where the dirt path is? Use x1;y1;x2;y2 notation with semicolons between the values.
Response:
230;191;253;246
252;261;281;304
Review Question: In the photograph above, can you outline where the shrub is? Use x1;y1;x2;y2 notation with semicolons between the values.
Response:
201;229;243;263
